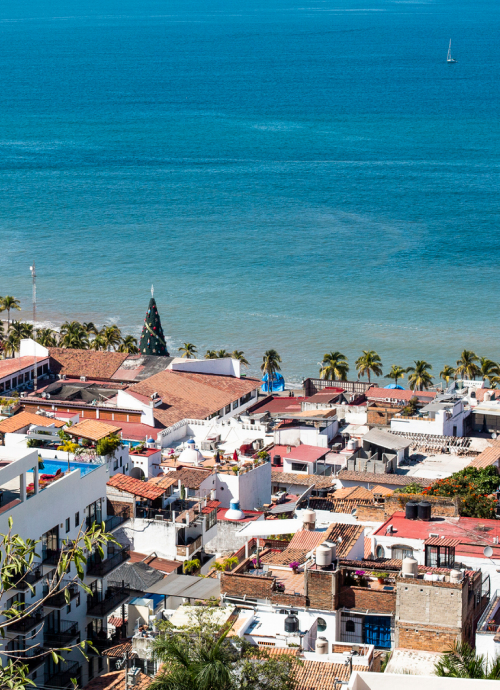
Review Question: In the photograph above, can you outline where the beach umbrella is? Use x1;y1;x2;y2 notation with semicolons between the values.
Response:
233;449;238;462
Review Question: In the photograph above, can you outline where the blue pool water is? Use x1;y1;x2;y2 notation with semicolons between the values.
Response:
0;0;499;385
39;459;100;477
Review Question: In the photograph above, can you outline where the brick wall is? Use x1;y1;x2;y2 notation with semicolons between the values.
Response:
356;504;386;521
107;498;133;519
221;573;274;599
271;592;308;607
305;570;339;611
338;586;396;614
396;625;460;652
385;493;459;518
367;405;402;427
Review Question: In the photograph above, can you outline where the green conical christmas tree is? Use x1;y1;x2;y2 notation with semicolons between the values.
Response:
139;295;169;356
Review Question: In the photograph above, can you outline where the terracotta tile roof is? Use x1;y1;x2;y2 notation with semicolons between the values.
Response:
48;348;129;380
326;523;365;558
107;474;167;500
288;530;326;551
148;474;181;490
475;389;498;402
295;661;365;688
271;471;336;490
468;440;500;468
257;646;300;656
173;467;213;489
107;617;127;628
262;524;364;565
260;548;311;566
337;470;433;487
371;485;394;496
67;418;122;441
366;387;437;402
129;551;181;574
83;670;151;690
0;411;66;434
201;499;221;514
0;355;48;379
424;537;461;547
102;640;135;658
128;370;261;427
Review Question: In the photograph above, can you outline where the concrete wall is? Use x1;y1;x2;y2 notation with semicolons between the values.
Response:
216;462;271;510
114;518;178;561
169;357;241;378
348;671;500;690
204;517;263;556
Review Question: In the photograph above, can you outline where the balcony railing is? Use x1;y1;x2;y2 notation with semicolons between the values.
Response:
43;620;79;647
87;546;130;577
7;609;44;634
87;631;125;654
43;580;79;609
42;548;61;566
5;643;46;672
44;661;81;689
10;566;44;591
86;585;128;617
176;535;202;559
104;515;128;531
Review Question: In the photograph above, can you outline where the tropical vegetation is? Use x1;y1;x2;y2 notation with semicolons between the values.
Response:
0;295;21;331
455;350;480;381
435;641;500;679
423;465;500;518
319;351;349;381
179;343;197;358
439;364;456;386
261;349;282;392
355;350;382;383
407;360;433;390
384;364;406;388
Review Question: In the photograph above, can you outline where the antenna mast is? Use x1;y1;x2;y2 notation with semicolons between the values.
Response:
30;263;37;393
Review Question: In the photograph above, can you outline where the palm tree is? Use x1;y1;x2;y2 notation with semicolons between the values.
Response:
0;296;21;332
179;343;197;359
231;350;249;367
435;641;500;679
99;325;122;351
261;349;282;393
439;364;455;386
3;332;20;358
217;349;228;358
355;350;383;384
455;349;480;381
319;351;349;381
118;335;139;354
82;322;99;336
205;350;218;359
478;356;500;387
407;360;433;391
35;328;58;348
89;334;106;351
384;365;406;388
60;321;90;349
183;558;201;574
7;322;32;355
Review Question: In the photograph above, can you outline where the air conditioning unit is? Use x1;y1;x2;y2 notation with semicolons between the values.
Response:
61;374;67;380
80;376;87;382
429;533;440;538
20;392;26;398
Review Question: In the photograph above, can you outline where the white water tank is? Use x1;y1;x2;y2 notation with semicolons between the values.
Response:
315;637;328;655
322;541;337;562
401;556;418;578
484;391;492;402
347;438;358;451
450;569;462;583
316;544;332;568
302;508;316;531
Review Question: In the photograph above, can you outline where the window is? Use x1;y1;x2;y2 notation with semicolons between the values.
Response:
291;462;308;472
375;545;385;559
317;617;327;632
120;457;123;467
65;518;70;534
240;392;252;406
425;545;455;568
113;459;118;470
206;508;217;531
12;377;17;388
346;620;355;632
392;545;413;560
75;512;80;527
225;405;231;415
232;401;238;410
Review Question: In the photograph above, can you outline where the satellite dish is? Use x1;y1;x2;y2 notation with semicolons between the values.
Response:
484;546;493;558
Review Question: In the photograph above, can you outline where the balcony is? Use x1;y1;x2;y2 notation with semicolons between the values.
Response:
87;546;130;577
104;515;128;532
7;609;44;634
5;642;46;673
44;661;81;689
87;631;125;654
43;580;80;609
86;585;128;618
42;548;61;566
43;620;79;647
176;535;202;559
10;566;44;591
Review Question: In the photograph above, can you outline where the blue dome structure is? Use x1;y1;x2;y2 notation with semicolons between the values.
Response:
384;384;405;390
261;372;285;393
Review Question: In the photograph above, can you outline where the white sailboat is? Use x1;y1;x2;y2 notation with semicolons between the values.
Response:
447;40;457;63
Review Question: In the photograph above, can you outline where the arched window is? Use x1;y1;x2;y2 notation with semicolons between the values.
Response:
317;617;327;632
346;620;355;633
375;545;385;559
392;545;413;560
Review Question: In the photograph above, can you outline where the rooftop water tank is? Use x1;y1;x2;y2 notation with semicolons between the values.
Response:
316;544;332;568
418;501;432;522
284;614;299;633
405;501;419;521
272;454;282;467
402;556;418;578
225;500;245;521
322;540;337;563
315;637;328;655
450;569;462;583
347;438;358;451
302;508;316;530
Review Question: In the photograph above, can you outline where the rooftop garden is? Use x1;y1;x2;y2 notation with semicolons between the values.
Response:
423;465;500;519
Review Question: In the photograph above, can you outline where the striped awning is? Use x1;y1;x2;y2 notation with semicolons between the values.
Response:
424;537;461;547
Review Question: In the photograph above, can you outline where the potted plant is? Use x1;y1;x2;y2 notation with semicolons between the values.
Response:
289;561;300;574
372;571;389;584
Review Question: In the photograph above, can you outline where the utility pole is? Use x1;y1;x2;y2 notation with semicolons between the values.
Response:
30;262;37;393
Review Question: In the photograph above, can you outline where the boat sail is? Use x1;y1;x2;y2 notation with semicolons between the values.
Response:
447;40;457;63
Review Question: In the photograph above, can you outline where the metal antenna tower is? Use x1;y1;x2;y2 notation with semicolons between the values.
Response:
30;262;37;393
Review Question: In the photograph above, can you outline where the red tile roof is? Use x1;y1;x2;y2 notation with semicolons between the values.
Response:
287;530;326;551
247;395;307;416
366;387;437;402
102;640;134;658
128;370;261;427
67;418;122;441
338;470;433;487
172;467;213;489
468;440;500;469
424;537;461;547
0;356;48;379
295;661;365;688
475;389;498;402
48;348;129;380
0;411;66;434
107;474;167;500
116;421;165;442
83;670;151;690
201;499;221;514
129;551;181;574
271;471;336;490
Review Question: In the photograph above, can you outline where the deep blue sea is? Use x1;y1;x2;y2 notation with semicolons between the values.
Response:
0;0;499;386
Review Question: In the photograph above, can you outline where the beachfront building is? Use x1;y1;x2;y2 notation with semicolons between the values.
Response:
0;339;50;395
0;445;130;687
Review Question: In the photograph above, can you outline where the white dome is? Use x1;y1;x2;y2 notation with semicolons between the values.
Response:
178;447;204;465
225;500;246;520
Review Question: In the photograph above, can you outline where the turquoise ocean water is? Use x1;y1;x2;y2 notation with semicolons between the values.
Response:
0;0;499;385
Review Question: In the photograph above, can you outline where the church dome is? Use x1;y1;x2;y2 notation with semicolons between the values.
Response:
178;446;204;465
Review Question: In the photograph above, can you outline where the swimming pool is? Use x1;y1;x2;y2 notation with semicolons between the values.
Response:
38;459;101;477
